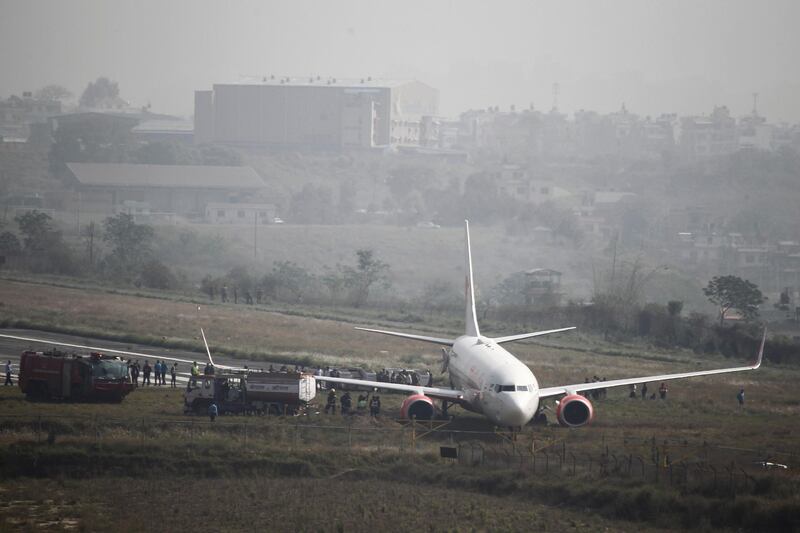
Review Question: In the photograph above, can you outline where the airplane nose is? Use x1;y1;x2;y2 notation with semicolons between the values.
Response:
499;394;536;426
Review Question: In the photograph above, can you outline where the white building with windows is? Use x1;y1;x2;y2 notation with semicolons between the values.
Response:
205;202;277;224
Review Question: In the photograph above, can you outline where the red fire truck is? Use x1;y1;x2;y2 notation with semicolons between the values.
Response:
19;349;134;402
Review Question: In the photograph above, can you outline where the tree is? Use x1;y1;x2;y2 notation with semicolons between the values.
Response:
225;266;253;293
703;275;766;326
15;210;54;252
139;259;176;289
102;214;154;282
321;266;347;306
0;232;21;256
13;211;77;275
49;112;135;174
342;249;391;307
79;77;120;108
267;261;315;303
35;84;72;102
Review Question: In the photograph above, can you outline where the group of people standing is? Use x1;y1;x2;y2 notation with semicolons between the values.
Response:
129;360;177;387
205;285;263;306
629;382;669;400
324;388;381;417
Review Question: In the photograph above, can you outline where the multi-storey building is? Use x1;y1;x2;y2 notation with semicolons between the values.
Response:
679;106;738;160
194;77;437;149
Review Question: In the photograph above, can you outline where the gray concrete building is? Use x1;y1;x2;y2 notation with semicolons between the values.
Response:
194;77;438;149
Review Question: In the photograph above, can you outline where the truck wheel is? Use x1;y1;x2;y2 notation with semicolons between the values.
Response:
192;399;211;415
26;382;48;401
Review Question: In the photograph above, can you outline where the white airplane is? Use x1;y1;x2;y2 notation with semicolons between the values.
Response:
313;220;765;428
0;221;765;428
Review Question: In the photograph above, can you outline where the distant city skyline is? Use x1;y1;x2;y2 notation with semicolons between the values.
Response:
2;0;799;122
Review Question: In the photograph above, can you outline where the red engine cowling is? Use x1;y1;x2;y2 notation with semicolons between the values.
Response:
555;394;594;428
400;394;435;420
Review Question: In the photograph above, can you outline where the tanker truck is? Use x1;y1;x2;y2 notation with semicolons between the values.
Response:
184;371;316;415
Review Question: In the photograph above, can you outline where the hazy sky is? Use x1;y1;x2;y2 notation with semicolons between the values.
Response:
2;0;799;121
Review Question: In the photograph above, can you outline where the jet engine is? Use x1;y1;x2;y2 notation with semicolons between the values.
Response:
555;394;594;428
400;393;435;420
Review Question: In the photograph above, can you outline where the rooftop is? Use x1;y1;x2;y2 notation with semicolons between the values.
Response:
66;163;263;189
222;76;425;90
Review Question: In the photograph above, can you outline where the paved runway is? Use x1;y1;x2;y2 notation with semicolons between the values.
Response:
0;328;301;386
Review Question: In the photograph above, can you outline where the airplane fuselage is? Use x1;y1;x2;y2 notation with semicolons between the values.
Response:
448;335;540;426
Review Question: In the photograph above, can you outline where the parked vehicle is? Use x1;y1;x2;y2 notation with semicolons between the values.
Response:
184;371;316;415
19;350;133;402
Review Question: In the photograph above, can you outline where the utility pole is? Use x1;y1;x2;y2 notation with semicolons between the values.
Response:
253;211;257;261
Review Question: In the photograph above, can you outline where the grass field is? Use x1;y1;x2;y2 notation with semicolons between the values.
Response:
1;279;799;531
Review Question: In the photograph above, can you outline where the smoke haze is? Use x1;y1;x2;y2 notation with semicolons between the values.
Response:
2;0;799;120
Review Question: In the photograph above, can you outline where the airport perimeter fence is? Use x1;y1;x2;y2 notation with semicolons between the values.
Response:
458;440;795;496
0;413;795;494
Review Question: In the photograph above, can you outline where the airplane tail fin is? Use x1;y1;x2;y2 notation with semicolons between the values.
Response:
464;220;481;337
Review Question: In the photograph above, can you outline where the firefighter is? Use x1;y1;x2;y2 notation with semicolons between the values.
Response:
340;391;352;416
4;360;12;386
659;382;668;400
325;389;337;415
208;402;218;422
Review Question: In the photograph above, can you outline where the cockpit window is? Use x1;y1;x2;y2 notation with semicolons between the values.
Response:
516;385;529;392
495;385;516;392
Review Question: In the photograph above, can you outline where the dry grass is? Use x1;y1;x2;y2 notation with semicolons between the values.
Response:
0;477;649;533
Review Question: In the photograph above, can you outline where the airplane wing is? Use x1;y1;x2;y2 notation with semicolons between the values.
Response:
315;375;465;401
0;332;239;369
538;329;766;399
354;327;454;346
492;326;576;344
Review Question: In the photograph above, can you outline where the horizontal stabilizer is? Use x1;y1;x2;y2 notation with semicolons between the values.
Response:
354;327;454;346
493;326;576;344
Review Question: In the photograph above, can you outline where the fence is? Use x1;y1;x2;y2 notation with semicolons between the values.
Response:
0;413;795;494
